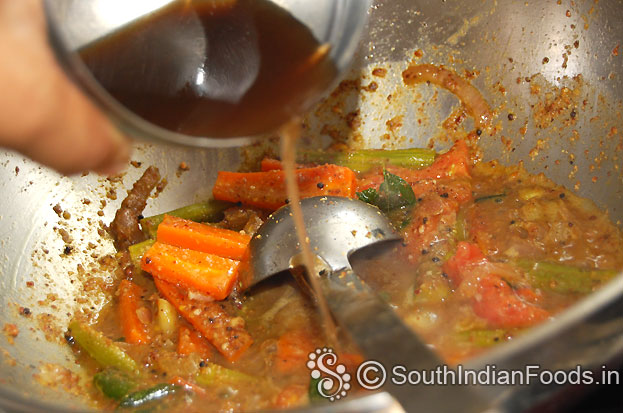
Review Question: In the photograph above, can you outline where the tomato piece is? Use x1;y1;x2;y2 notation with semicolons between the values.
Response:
388;140;472;182
473;276;550;328
425;139;471;179
403;196;459;263
443;241;487;285
356;141;473;204
443;242;550;328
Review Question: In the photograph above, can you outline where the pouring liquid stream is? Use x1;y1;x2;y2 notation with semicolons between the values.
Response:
280;120;338;348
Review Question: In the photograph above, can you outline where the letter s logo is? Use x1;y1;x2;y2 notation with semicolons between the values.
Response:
307;348;352;401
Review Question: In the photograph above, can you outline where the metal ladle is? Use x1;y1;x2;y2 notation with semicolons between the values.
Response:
246;196;490;412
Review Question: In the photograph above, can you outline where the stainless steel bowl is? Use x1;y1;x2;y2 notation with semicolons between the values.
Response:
43;0;371;147
1;0;622;411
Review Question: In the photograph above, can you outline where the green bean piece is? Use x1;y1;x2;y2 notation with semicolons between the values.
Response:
93;369;136;400
68;321;139;375
195;362;257;387
458;329;507;347
128;239;155;272
118;384;180;408
140;200;231;238
516;260;618;294
455;209;468;241
297;148;436;172
473;193;506;203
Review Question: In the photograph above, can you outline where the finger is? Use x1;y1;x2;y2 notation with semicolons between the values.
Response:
0;0;130;175
16;70;132;176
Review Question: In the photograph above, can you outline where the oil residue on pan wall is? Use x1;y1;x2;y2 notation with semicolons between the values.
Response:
300;0;622;224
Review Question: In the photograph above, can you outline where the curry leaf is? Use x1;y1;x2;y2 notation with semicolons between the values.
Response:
379;170;417;208
357;188;379;205
357;170;416;212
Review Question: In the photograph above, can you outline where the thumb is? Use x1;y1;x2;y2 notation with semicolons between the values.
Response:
0;0;130;175
14;73;132;176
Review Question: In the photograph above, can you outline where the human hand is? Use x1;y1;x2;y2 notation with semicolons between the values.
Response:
0;0;130;175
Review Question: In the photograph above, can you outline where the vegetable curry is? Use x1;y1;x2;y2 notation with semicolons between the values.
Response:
65;137;623;411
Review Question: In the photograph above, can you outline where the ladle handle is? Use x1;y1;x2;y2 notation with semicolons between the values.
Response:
319;268;489;413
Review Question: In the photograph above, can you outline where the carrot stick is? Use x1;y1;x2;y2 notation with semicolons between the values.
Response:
141;242;239;301
118;279;151;345
275;329;315;374
156;215;250;261
153;278;252;362
274;384;307;409
212;164;357;211
260;158;286;172
177;326;213;359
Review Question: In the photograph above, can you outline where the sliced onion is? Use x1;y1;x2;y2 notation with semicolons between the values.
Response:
402;64;492;130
